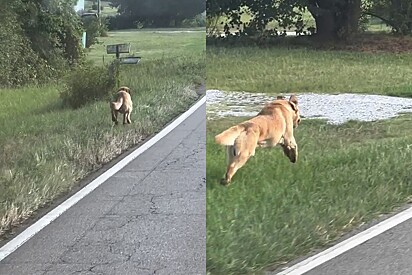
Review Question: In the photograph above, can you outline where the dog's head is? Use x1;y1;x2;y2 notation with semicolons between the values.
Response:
118;86;131;94
287;95;301;128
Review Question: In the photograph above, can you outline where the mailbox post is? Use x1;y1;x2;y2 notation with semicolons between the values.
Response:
106;43;141;64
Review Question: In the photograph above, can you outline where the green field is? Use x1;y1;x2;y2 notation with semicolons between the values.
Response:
206;45;412;274
207;116;412;274
207;47;412;98
0;29;205;238
87;28;205;65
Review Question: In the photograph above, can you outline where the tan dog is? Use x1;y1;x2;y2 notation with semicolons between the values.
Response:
111;86;132;125
215;95;301;185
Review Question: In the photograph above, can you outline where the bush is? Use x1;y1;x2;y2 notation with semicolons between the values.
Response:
82;16;109;48
0;0;84;87
60;61;119;109
0;1;72;87
181;13;206;27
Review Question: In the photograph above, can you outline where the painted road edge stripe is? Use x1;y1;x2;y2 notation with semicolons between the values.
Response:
0;96;206;262
277;205;412;275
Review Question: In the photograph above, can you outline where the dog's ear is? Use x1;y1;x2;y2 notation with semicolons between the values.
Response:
289;94;298;105
289;95;298;111
277;95;285;100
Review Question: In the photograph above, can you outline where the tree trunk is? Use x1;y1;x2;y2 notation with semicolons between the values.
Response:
308;0;361;40
312;11;337;40
339;0;361;39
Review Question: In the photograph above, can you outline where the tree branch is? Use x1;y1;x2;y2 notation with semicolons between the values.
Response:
362;11;399;32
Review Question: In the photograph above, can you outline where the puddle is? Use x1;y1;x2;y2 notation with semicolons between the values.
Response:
206;90;412;124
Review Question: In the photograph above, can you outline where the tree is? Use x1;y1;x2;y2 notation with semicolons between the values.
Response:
365;0;412;34
207;0;363;40
0;0;85;87
111;0;205;27
15;0;84;64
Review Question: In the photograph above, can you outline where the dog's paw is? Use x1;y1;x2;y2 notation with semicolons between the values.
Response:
220;178;231;186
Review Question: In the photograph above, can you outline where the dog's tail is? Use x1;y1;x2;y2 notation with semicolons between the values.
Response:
215;125;246;146
110;97;123;111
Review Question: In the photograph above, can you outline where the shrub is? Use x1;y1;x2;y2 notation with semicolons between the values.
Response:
82;16;109;48
0;1;72;87
181;13;206;27
60;61;119;109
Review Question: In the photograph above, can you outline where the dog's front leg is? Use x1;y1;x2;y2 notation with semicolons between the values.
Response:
282;135;298;163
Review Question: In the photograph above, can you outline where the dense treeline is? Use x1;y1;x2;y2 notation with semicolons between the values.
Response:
0;0;84;87
108;0;205;29
206;0;412;40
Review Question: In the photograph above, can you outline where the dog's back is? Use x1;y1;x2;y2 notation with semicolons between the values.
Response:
111;90;131;113
111;86;133;124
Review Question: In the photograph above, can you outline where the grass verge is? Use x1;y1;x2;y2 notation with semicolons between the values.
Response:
0;29;205;238
207;45;412;97
206;115;412;274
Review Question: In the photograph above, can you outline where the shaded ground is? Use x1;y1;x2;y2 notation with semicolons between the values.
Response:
207;33;412;53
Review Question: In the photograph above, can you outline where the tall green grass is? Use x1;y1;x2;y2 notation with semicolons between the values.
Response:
207;47;412;97
206;116;412;274
0;30;205;238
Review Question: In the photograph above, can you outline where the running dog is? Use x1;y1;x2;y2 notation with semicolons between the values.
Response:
215;95;301;185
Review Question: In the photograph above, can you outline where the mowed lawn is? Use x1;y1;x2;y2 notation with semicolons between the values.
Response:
207;46;412;98
87;28;205;65
207;116;412;274
0;29;205;238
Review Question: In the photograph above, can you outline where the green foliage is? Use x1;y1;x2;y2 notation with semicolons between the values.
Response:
82;16;108;48
109;0;205;28
60;61;119;108
0;4;45;86
181;12;207;28
366;0;412;34
0;0;85;87
16;0;84;64
206;0;362;39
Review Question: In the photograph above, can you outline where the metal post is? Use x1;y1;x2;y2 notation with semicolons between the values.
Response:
97;0;101;17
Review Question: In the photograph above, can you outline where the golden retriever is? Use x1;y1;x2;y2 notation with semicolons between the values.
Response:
215;95;301;185
111;86;132;125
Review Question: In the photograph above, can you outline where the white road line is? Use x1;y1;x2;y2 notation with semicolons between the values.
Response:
277;205;412;275
0;96;206;262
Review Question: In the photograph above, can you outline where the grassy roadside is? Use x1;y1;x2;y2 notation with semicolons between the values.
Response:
206;115;412;274
0;30;205;238
207;46;412;97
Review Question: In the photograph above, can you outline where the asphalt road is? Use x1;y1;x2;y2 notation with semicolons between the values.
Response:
303;217;412;275
0;103;206;275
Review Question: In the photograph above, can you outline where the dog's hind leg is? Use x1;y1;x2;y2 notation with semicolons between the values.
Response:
221;129;258;185
223;152;250;185
225;145;236;165
111;109;118;125
126;112;132;124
